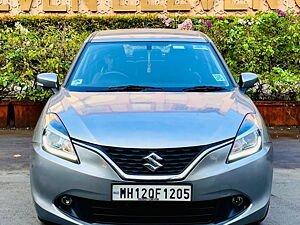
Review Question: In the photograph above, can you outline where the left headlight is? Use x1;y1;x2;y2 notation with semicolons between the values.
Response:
227;113;262;163
42;113;78;163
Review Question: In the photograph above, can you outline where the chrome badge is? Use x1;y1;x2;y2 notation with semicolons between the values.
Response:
143;153;163;172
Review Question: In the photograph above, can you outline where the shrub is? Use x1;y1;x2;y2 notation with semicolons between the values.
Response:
252;67;300;101
0;11;299;101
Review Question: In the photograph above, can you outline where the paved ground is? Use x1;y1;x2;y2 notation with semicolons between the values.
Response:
0;129;299;225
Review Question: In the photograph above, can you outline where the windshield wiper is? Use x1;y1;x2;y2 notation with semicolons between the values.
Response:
182;86;228;92
107;85;164;91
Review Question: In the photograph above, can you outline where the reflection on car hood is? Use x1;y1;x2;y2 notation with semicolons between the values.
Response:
48;88;256;148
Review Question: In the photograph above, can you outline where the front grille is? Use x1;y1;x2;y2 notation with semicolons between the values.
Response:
55;195;250;224
101;145;206;175
75;139;232;176
79;140;227;175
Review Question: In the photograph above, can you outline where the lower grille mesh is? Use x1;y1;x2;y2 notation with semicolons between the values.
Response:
55;195;250;224
91;201;215;224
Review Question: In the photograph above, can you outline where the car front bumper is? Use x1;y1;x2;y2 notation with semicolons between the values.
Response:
31;141;272;225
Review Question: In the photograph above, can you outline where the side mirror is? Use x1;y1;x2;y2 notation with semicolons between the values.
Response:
239;73;258;90
37;73;59;93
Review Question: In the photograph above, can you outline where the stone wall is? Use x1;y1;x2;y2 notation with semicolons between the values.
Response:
0;0;299;16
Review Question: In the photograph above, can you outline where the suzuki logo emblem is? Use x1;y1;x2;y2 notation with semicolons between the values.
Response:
143;153;163;172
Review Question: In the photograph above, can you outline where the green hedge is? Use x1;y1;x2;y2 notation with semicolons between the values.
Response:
0;11;299;102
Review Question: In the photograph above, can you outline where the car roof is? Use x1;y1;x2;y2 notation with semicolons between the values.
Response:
88;29;210;43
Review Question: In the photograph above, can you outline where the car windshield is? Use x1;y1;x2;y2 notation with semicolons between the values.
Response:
66;42;233;91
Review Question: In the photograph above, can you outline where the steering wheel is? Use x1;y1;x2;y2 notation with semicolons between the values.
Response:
93;71;130;85
101;71;129;79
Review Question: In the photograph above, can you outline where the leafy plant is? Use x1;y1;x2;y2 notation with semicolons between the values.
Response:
0;11;299;102
251;67;300;101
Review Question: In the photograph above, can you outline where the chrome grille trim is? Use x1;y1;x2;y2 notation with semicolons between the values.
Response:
73;139;233;181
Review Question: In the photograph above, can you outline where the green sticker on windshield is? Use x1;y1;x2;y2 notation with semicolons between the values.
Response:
212;74;226;82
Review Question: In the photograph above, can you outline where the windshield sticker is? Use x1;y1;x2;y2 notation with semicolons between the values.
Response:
173;45;185;49
212;74;226;82
71;79;83;86
192;45;209;50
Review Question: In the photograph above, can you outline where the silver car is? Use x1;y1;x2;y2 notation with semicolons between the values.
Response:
31;29;273;225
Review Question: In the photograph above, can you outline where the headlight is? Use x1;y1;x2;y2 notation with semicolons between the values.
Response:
42;113;78;163
228;114;262;163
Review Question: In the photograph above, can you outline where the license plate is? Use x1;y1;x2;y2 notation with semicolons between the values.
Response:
112;184;192;201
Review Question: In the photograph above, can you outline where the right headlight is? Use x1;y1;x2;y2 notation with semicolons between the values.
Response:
42;113;78;163
227;113;262;163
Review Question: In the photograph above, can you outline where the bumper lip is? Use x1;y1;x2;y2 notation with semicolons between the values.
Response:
72;138;234;181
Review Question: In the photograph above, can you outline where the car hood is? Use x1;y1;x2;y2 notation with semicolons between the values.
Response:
48;88;256;148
